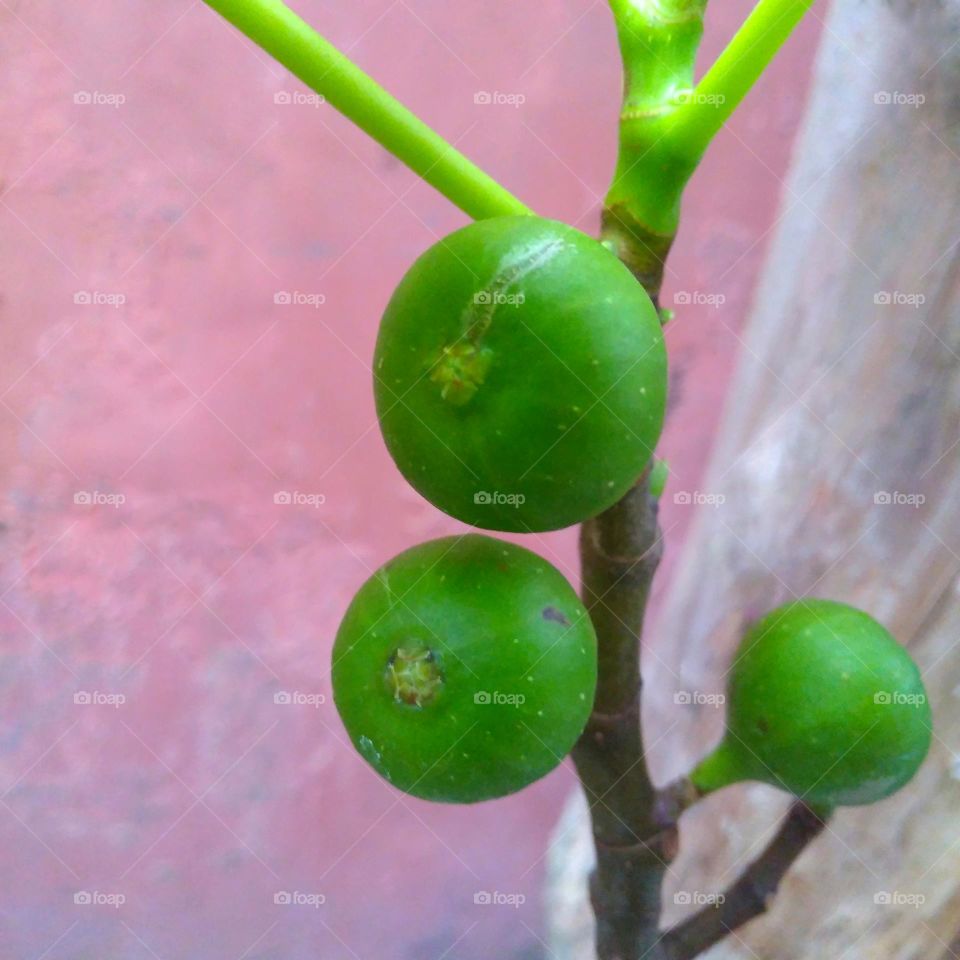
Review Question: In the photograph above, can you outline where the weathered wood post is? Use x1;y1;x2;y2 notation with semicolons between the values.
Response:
548;0;960;953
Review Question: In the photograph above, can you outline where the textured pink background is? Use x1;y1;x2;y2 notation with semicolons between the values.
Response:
0;2;819;957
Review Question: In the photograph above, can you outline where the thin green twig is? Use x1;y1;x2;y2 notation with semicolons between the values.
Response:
203;0;532;221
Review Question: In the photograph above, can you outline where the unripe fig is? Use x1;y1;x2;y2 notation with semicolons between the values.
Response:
332;534;597;802
373;215;666;532
691;599;931;808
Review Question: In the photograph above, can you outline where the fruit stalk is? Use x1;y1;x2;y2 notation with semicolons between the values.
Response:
202;0;532;220
655;802;829;959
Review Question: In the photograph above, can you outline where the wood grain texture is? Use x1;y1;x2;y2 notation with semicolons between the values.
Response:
548;0;960;954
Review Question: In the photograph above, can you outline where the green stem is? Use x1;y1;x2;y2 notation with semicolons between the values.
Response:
601;0;709;293
202;0;532;221
602;0;814;292
664;0;816;161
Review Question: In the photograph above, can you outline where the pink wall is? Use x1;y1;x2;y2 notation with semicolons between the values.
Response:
0;2;820;957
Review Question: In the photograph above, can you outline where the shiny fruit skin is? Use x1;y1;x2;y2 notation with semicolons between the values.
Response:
694;599;931;808
331;534;597;803
373;216;666;533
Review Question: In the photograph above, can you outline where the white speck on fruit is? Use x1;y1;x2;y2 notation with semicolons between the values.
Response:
358;735;382;766
579;693;586;700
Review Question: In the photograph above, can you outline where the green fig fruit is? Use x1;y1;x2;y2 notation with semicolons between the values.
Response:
332;534;597;802
373;215;667;533
691;599;931;808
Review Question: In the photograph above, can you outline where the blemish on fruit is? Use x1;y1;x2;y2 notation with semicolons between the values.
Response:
543;606;570;626
385;645;444;707
430;342;494;405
